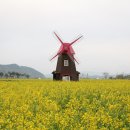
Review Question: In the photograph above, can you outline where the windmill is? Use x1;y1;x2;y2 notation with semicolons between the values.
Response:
51;32;83;81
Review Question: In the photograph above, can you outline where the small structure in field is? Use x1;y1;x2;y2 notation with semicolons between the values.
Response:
50;32;82;81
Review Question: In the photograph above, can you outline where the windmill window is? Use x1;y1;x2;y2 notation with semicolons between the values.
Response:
64;60;69;66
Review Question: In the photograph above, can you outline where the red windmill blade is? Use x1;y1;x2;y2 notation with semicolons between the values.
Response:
66;51;79;64
50;32;82;63
70;36;83;46
54;32;63;44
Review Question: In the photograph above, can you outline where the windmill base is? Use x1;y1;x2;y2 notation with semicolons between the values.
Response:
52;71;80;81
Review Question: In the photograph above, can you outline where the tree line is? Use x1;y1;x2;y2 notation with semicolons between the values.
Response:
0;72;30;79
103;72;130;79
80;72;130;79
111;74;130;79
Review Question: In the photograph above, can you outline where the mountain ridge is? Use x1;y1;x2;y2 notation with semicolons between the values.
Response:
0;64;45;78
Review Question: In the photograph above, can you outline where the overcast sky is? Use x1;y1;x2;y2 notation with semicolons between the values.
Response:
0;0;130;75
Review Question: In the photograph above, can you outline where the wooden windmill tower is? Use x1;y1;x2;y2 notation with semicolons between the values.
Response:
50;32;82;81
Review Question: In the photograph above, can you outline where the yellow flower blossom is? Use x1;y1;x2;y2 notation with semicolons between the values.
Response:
0;79;129;129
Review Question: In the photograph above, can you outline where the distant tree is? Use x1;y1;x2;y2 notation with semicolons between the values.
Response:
109;76;113;79
0;72;4;78
8;72;21;78
5;73;9;78
12;72;17;78
2;71;30;79
8;72;12;78
25;74;30;79
124;75;130;80
15;72;21;78
20;73;25;78
103;72;109;79
86;73;89;79
116;74;124;79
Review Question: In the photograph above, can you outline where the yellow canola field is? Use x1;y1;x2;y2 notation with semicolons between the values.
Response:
0;79;130;130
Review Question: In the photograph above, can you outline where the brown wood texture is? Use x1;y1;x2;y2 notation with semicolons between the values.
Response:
52;54;80;81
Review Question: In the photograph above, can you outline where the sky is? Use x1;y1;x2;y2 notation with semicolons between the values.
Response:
0;0;130;75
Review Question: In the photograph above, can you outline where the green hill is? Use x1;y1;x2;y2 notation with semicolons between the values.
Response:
0;64;45;78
